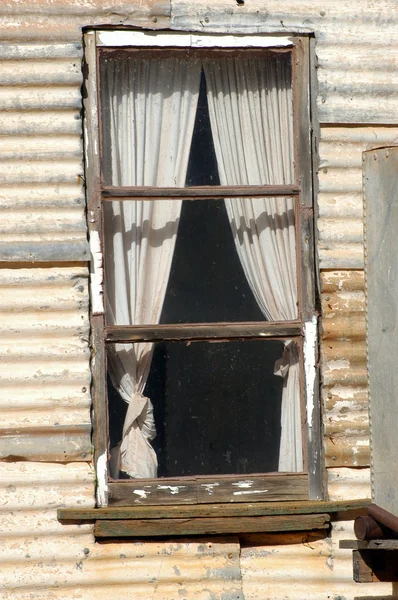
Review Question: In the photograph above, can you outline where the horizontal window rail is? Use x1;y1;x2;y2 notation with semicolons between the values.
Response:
101;184;300;200
105;322;302;343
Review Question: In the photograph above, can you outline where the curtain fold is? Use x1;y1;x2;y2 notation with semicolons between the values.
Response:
204;55;303;472
101;56;201;478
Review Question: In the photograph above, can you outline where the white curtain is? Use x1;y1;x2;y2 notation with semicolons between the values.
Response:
204;55;303;472
101;56;201;478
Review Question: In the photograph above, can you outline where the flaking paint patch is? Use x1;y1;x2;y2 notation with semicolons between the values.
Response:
89;230;104;315
201;483;219;495
232;481;254;489
133;489;150;500
233;489;269;496
96;452;108;507
157;485;185;494
326;359;351;371
304;316;317;429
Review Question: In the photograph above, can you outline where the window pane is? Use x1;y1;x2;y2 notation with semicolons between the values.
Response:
103;197;298;325
107;339;303;478
100;51;294;187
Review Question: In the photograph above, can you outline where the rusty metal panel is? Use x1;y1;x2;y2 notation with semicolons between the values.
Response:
0;0;170;41
318;126;398;269
364;146;398;516
171;0;398;124
0;462;243;599
321;271;370;469
240;520;392;599
0;43;89;262
0;266;91;461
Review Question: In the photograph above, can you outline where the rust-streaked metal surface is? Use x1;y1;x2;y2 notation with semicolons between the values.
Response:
171;0;398;125
321;271;370;468
240;520;392;599
0;43;89;261
0;266;91;461
0;462;243;600
0;0;170;42
318;126;398;269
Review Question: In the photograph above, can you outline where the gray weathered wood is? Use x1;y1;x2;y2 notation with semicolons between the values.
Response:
94;513;330;537
105;322;302;343
108;474;308;506
101;184;299;199
363;146;398;516
58;498;369;521
340;540;398;550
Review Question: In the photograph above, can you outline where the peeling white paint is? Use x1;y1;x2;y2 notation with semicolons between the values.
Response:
326;359;351;371
232;481;254;489
89;230;104;315
96;452;108;507
201;483;219;495
133;489;150;500
304;316;317;430
97;30;293;49
233;489;269;496
157;485;186;494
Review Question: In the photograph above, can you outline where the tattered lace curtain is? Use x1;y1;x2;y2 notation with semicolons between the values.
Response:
101;56;201;478
203;55;303;471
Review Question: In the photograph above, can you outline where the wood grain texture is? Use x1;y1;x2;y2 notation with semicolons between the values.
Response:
105;322;302;342
340;540;398;550
94;513;330;537
101;184;299;199
58;498;369;521
107;474;308;506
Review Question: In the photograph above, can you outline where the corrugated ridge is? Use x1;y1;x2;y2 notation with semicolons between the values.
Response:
0;266;91;461
321;271;370;469
0;43;88;261
318;126;398;269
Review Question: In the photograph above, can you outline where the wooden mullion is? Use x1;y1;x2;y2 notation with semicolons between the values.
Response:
101;184;299;200
105;322;302;343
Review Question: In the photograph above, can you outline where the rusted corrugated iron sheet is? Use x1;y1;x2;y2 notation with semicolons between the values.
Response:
318;126;398;269
0;43;89;262
171;0;398;125
321;271;370;468
0;266;91;461
0;0;170;41
240;520;392;599
0;461;243;599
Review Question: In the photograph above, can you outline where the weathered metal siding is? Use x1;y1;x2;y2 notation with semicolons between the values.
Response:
0;266;91;460
318;127;398;269
0;1;396;599
171;0;398;125
0;43;89;262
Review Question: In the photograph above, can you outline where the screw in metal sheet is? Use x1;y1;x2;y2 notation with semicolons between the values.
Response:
152;17;158;23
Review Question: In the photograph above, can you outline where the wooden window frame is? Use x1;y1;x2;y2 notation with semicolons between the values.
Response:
83;30;322;512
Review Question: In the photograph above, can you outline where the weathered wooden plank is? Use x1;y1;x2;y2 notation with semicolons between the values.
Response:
58;498;369;521
363;146;398;516
94;513;330;537
101;184;299;199
353;550;398;583
341;540;398;550
105;322;301;343
108;474;308;506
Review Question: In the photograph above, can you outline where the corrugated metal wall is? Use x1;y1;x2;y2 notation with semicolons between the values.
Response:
0;1;396;598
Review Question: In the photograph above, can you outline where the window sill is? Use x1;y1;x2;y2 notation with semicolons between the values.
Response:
58;499;369;538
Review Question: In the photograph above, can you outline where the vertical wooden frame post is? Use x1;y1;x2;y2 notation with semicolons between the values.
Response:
83;31;108;507
294;36;323;500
